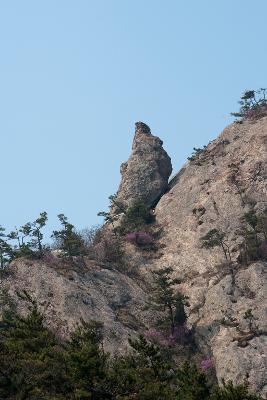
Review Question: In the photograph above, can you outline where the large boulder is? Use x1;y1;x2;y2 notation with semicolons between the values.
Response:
115;122;172;208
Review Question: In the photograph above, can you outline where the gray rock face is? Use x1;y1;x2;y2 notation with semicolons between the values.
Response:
1;118;267;396
2;259;154;355
115;122;172;208
141;117;267;397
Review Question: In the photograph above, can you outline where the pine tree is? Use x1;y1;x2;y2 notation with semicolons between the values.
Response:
52;214;86;260
176;362;210;400
66;320;110;399
210;381;263;400
0;291;71;399
152;267;188;335
201;229;231;262
0;226;13;269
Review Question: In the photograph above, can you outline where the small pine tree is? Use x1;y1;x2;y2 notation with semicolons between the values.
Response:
176;362;210;400
0;292;71;399
210;381;263;400
152;267;188;335
0;226;13;269
201;229;231;262
67;320;109;399
7;225;33;258
231;89;267;121
52;214;86;260
6;212;48;259
29;211;48;257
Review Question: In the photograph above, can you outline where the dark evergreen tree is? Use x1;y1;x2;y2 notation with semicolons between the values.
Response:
210;381;263;400
0;226;13;269
176;362;210;400
52;213;87;260
28;211;48;257
201;229;231;262
66;320;110;399
0;292;71;399
152;267;188;335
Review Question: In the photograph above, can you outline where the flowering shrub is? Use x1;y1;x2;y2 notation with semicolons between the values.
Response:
200;358;213;371
93;231;124;264
167;325;189;345
124;231;153;246
145;325;190;347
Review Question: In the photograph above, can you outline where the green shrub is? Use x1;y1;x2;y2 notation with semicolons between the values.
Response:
231;89;267;121
238;210;267;264
118;200;154;235
210;381;262;400
0;295;264;399
52;214;87;260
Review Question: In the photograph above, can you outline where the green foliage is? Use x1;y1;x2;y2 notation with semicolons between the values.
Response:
98;194;153;236
210;381;262;400
227;164;246;206
106;335;175;399
122;200;152;230
7;227;34;258
231;89;267;121
66;320;109;399
0;226;14;269
0;293;71;399
201;229;225;248
52;214;87;260
4;212;48;260
239;210;267;264
201;229;231;262
187;146;207;164
152;267;188;335
243;309;258;333
98;194;127;235
28;211;48;256
176;362;210;400
0;298;263;399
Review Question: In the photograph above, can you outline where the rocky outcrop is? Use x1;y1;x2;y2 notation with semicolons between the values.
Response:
1;117;267;396
139;117;267;397
2;259;154;355
114;122;172;208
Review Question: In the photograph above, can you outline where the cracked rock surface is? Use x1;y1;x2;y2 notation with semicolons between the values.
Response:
141;118;267;396
114;121;172;208
1;118;267;396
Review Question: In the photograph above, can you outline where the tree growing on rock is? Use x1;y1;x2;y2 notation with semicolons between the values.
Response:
231;88;267;121
201;229;232;262
7;225;33;258
239;210;267;264
28;211;48;257
0;226;13;269
6;212;48;259
151;267;189;336
98;194;127;237
210;381;262;400
52;214;87;260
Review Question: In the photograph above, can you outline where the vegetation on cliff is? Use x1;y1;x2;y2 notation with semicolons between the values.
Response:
0;293;263;400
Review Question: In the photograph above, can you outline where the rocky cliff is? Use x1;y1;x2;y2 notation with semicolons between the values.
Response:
145;118;267;396
1;118;267;397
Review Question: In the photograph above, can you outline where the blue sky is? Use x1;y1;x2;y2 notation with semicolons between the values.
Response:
1;1;267;238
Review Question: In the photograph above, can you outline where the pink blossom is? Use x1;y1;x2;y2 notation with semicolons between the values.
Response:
124;231;153;245
200;358;213;371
